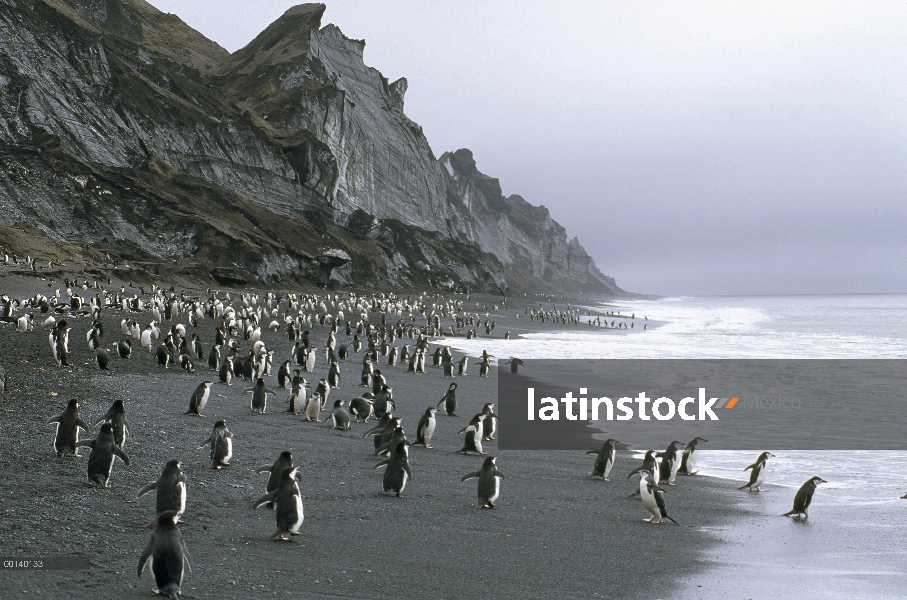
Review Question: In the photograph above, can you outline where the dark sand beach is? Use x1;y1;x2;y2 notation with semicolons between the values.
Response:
0;271;749;599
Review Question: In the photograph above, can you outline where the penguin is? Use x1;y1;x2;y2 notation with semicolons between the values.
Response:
286;373;308;416
207;345;220;371
185;382;213;417
457;420;486;455
253;467;304;541
586;439;617;481
457;356;469;376
137;460;187;523
315;377;331;410
95;399;130;447
739;452;775;492
782;476;827;519
437;382;458;417
507;357;525;374
323;400;351;430
374;441;413;497
627;451;660;498
178;354;195;373
199;420;232;469
372;385;395;418
46;399;90;457
462;456;504;508
218;356;234;385
304;347;317;373
94;347;110;370
303;388;321;422
256;450;293;508
657;441;684;485
442;359;455;378
247;377;275;414
678;437;708;475
476;356;493;377
349;396;373;423
117;339;132;359
480;402;498;441
277;360;292;389
157;344;172;368
363;414;395;451
375;424;408;457
414;407;437;448
137;510;194;600
627;468;678;524
76;423;130;487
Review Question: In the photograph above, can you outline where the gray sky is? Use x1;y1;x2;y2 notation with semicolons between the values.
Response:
150;0;907;296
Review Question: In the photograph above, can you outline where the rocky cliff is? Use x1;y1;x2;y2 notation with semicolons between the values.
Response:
0;0;626;294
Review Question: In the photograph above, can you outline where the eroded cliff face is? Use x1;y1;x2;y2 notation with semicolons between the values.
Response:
0;0;627;294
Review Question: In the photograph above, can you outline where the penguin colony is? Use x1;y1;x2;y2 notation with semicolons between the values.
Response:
0;285;854;597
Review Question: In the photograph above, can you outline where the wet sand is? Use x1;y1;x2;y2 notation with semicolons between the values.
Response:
0;273;747;599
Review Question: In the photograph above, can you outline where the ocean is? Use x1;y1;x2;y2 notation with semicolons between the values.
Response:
439;294;907;597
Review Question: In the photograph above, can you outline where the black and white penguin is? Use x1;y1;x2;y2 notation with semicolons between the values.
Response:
286;373;308;416
117;339;132;359
628;468;678;524
375;425;408;457
323;400;351;430
137;510;194;599
364;414;396;452
738;452;775;492
218;356;234;386
177;354;195;373
207;345;220;371
256;450;293;508
657;441;684;485
678;437;708;475
137;460;187;523
95;347;110;370
457;420;486;455
303;387;321;422
47;399;91;457
372;385;395;418
437;382;458;417
77;423;130;487
327;360;341;389
627;450;660;498
277;360;292;389
507;357;525;375
185;382;213;417
586;438;618;481
480;402;498;441
246;377;274;414
199;420;233;469
253;467;304;541
415;407;437;449
782;476;827;519
442;359;456;378
462;456;504;508
374;441;413;497
349;396;373;423
314;377;331;410
157;344;172;368
95;399;130;448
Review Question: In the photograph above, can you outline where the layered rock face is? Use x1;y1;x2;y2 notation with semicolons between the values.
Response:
0;0;626;294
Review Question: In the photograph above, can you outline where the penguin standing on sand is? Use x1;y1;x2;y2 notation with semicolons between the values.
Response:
657;441;684;485
738;452;775;492
462;456;504;508
96;399;130;447
199;420;233;469
437;382;458;417
457;418;487;455
782;476;827;520
678;437;708;475
77;423;130;487
627;451;660;497
587;439;618;481
185;382;213;417
628;468;678;524
374;441;413;497
117;339;132;359
415;407;437;448
349;397;373;423
137;510;194;599
256;451;293;508
253;467;304;541
286;373;308;416
96;347;110;370
137;460;187;523
47;399;91;457
323;400;351;430
277;360;292;388
218;357;234;386
480;403;498;441
507;357;525;375
247;377;275;414
303;387;321;422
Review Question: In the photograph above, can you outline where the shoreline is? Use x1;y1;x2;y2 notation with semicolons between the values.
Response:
0;276;741;599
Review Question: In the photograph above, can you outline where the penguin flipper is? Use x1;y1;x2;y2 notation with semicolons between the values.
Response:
137;543;152;578
113;446;130;465
75;440;94;449
743;462;758;471
181;541;195;573
136;482;158;498
46;414;63;424
198;435;213;449
76;419;90;432
255;465;272;473
252;492;277;509
461;471;480;481
373;459;390;469
494;469;505;479
737;483;751;490
404;463;413;481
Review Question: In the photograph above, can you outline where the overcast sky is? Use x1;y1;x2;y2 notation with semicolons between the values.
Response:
150;0;907;296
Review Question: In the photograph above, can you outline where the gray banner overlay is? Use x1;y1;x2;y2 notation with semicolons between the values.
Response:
497;360;907;450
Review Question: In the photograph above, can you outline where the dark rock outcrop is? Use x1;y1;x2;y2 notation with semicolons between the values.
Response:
0;0;626;294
